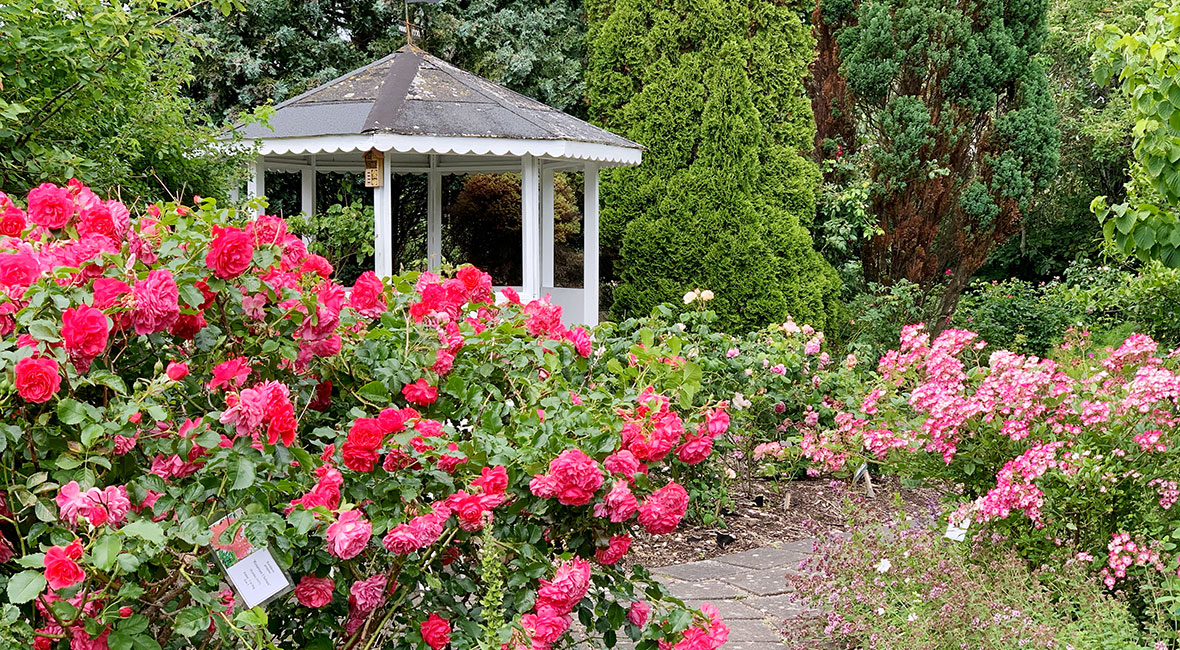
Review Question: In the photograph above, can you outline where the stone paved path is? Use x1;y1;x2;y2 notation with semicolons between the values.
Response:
649;539;815;649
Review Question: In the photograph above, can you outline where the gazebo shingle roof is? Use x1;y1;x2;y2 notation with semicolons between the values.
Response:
237;45;640;152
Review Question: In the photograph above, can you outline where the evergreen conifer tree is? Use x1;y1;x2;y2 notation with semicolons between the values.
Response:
587;0;840;332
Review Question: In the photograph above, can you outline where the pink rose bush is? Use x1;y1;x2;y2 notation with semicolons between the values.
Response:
596;306;857;524
805;323;1180;633
0;183;730;650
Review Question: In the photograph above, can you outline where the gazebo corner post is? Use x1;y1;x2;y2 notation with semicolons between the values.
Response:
541;165;555;289
583;162;600;326
373;151;394;279
521;154;542;301
246;156;265;216
300;159;317;219
427;156;442;272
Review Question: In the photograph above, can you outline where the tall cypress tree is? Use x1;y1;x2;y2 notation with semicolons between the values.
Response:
587;0;840;332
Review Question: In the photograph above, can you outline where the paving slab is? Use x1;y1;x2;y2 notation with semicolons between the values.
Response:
651;559;746;582
720;570;793;597
629;539;817;648
682;598;764;620
664;578;745;601
723;618;784;643
746;593;810;620
714;546;810;571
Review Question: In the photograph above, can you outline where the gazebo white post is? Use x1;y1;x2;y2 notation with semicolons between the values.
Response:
521;154;542;300
373;152;394;278
583;162;600;326
541;165;555;289
427;155;442;272
300;158;317;219
246;157;265;215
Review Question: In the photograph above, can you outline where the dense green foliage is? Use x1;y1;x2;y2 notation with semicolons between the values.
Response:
183;0;588;121
981;0;1147;280
587;0;840;332
447;173;583;287
811;0;1061;317
0;0;248;200
954;259;1180;355
1092;1;1180;267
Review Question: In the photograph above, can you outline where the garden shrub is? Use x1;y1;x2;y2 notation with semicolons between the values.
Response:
953;260;1180;355
288;201;376;286
786;498;1144;650
803;323;1180;638
593;293;865;524
586;0;841;333
446;173;583;288
0;183;735;650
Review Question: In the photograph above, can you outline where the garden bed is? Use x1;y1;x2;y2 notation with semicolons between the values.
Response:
628;475;942;567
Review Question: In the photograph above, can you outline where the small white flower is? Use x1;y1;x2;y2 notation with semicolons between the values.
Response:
875;558;892;573
907;612;918;622
699;289;714;301
876;607;885;616
683;290;698;305
725;468;737;479
675;323;686;331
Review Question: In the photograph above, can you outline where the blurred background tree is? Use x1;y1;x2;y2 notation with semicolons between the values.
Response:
0;0;250;201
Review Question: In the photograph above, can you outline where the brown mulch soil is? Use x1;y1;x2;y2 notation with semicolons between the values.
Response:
628;474;943;568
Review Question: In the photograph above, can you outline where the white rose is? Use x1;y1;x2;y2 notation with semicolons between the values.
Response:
700;289;714;301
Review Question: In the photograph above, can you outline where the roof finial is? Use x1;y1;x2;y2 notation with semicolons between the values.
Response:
404;0;413;46
403;0;442;47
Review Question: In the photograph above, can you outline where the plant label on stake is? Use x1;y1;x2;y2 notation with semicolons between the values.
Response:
211;510;293;609
944;516;970;542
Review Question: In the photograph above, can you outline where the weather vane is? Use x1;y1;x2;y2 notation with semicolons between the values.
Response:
403;0;442;46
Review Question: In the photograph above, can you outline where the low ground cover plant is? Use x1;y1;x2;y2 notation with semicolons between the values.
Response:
0;183;731;650
785;498;1145;650
804;323;1180;639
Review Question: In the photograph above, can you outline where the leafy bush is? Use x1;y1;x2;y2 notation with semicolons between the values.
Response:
593;293;865;524
0;0;247;199
786;500;1144;650
953;260;1180;355
446;173;583;287
288;201;376;286
0;183;738;650
843;279;939;361
804;323;1180;637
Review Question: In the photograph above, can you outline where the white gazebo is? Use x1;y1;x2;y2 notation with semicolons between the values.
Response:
225;44;643;325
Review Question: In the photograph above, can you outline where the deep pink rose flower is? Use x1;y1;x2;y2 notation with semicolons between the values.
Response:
419;613;451;650
61;304;109;372
349;574;387;614
15;356;61;403
349;271;387;318
205;225;255;279
295;576;334;608
595;534;632;565
638;481;689;535
530;449;603;506
27;183;74;229
325;509;372;559
628;601;650;627
131;270;180;335
402;378;438;406
166;362;189;381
